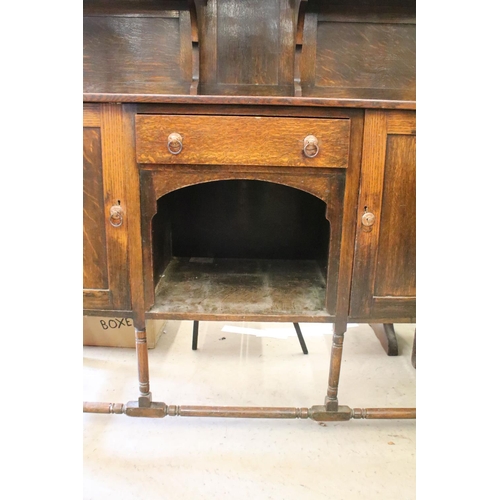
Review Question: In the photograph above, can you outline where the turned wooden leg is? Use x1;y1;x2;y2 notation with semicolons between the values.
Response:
324;322;346;411
135;327;151;407
192;321;199;350
369;323;398;356
293;323;308;355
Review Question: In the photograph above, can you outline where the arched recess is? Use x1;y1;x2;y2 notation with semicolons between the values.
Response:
141;171;345;319
149;170;333;207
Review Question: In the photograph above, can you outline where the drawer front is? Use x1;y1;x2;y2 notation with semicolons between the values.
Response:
135;115;350;168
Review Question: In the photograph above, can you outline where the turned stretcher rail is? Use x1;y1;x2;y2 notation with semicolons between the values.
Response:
83;401;415;420
83;402;124;414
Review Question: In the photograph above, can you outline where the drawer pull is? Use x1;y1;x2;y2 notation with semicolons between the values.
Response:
167;133;183;155
361;212;376;228
109;205;123;228
303;135;319;158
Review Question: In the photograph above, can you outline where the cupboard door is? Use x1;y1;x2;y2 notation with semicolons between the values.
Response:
83;104;130;311
350;110;416;321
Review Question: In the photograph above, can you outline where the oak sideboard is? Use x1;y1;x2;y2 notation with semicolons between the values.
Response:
83;0;416;422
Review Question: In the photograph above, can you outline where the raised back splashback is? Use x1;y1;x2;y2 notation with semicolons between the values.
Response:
195;0;303;95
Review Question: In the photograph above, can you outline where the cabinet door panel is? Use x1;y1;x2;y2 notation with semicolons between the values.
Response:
350;110;416;321
83;104;130;311
375;134;416;297
83;127;108;290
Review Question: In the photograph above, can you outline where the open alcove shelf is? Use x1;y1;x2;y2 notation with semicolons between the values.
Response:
148;257;331;321
144;179;334;322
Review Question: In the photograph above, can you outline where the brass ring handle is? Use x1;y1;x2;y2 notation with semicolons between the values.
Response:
361;212;376;227
167;133;183;155
303;135;319;158
109;205;123;228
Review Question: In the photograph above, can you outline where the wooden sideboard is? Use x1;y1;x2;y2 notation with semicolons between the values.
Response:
83;0;416;422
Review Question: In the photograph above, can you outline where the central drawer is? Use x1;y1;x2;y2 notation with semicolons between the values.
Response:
135;115;350;168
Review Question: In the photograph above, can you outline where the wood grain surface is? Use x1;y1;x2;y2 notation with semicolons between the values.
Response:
83;104;131;311
135;115;350;167
350;109;416;321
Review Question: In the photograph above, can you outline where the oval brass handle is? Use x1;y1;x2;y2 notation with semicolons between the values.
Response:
303;135;319;158
167;133;183;155
361;212;376;227
109;205;123;228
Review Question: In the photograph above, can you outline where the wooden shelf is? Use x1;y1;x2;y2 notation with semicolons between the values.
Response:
83;92;415;109
147;257;331;321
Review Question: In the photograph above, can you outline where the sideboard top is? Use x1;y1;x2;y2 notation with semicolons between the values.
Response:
82;92;415;110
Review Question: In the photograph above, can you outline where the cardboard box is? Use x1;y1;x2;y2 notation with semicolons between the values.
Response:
83;317;165;348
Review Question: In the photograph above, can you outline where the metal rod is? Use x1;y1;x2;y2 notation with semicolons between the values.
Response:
293;323;308;354
192;320;199;350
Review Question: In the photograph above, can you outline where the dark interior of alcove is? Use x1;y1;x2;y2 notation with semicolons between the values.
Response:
149;180;332;317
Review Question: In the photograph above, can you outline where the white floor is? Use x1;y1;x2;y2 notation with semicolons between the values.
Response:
83;322;416;499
